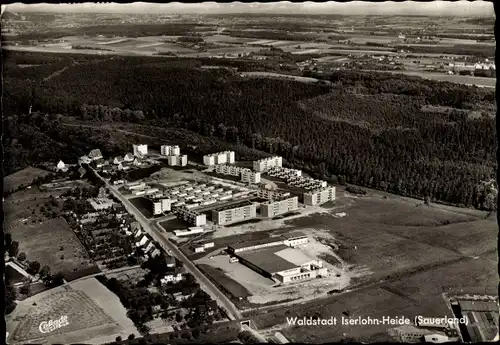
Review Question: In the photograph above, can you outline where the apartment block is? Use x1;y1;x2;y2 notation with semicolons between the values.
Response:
303;186;336;206
212;202;257;225
260;196;299;217
146;197;172;215
133;144;148;157
167;155;188;167
161;145;180;156
215;165;261;184
203;151;235;166
174;207;207;226
253;156;283;172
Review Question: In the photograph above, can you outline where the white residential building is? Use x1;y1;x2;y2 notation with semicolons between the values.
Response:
303;186;336;206
260;196;299;217
161;145;181;156
56;160;66;171
253;156;283;172
133;144;148;157
88;149;103;161
123;153;135;162
215;165;261;184
212;202;257;225
79;155;91;164
174;207;207;226
148;198;171;215
160;272;183;284
174;227;204;237
203;151;235;166
167;155;188;167
88;198;114;211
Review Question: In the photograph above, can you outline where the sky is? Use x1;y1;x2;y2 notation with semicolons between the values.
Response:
2;1;495;17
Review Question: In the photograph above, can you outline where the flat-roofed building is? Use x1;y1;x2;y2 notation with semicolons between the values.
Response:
233;245;328;284
167;155;188;167
174;227;204;237
241;169;261;184
133;144;148;157
161;145;180;156
260;196;298;217
88;198;114;211
283;232;309;247
253;156;283;172
203;151;235;166
212;201;257;225
257;189;290;200
303;186;336;206
267;167;302;178
146;197;171;215
174;207;206;226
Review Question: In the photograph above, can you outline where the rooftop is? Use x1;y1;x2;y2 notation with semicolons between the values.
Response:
229;236;284;250
214;200;253;212
274;247;314;267
459;300;499;312
238;245;298;274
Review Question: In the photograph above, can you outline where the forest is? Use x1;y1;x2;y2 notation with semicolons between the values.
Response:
3;52;497;210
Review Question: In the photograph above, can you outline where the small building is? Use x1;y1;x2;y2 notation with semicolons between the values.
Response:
166;256;176;268
123;153;135;162
113;156;124;165
88;149;103;161
160;271;183;284
78;155;91;164
174;227;204;237
88;198;114;211
161;145;180;156
56;160;67;172
133;144;148;157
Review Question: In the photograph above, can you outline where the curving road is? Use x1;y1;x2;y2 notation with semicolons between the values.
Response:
91;168;241;321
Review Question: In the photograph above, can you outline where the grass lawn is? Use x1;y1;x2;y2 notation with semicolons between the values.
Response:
197;263;251;299
4;166;52;192
6;216;95;277
129;197;153;218
159;218;189;232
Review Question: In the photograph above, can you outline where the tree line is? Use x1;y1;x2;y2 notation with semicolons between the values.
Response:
3;54;497;209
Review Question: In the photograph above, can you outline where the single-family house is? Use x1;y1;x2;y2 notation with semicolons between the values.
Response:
124;153;135;162
88;149;103;161
113;156;124;165
79;155;91;164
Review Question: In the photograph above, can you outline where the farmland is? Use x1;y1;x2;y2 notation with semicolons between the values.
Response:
5;216;96;278
4;166;52;193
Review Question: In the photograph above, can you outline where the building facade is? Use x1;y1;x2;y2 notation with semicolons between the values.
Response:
266;167;302;178
147;198;171;215
133;144;148;157
260;196;299;217
174;207;207;226
167;155;188;167
257;189;290;200
215;165;261;184
303;186;336;206
203;151;235;166
253;156;283;172
161;145;180;156
212;202;257;225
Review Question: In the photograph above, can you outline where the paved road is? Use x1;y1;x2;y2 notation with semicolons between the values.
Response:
91;169;242;321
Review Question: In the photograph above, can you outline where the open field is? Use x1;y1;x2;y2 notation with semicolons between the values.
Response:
4;166;52;192
5;215;95;278
129;197;153;218
198;263;251;299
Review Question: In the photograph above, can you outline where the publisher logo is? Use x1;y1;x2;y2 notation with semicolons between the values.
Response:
39;316;69;334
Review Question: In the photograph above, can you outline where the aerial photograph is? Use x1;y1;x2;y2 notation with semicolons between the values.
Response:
2;1;498;344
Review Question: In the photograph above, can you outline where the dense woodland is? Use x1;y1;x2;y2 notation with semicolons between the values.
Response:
3;52;497;210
